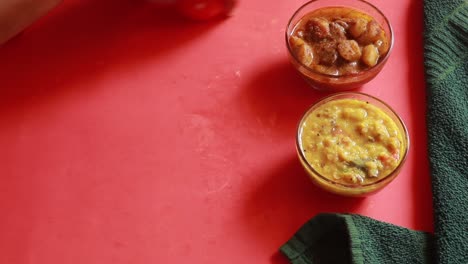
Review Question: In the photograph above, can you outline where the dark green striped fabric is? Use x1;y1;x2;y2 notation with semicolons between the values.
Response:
423;0;468;263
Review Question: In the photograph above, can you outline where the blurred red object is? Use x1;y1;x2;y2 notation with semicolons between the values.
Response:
0;0;62;45
178;0;236;20
147;0;236;20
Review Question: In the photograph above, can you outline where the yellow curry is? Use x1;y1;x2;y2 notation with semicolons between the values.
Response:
299;98;405;185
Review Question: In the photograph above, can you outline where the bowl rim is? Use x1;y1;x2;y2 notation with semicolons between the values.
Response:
285;0;395;79
296;92;410;189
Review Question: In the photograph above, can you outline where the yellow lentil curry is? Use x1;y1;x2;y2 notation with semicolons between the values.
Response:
299;98;405;185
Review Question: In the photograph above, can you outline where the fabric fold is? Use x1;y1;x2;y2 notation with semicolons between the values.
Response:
280;214;432;264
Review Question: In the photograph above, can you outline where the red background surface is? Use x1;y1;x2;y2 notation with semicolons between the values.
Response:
0;0;433;263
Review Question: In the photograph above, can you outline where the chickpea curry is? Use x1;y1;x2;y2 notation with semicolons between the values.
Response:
299;98;406;185
289;7;390;76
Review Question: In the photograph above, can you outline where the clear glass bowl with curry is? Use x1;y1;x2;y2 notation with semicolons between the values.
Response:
286;0;394;91
296;92;409;196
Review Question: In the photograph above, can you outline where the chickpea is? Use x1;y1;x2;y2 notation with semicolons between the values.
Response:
362;44;380;67
305;17;331;41
349;18;368;38
358;20;382;44
290;36;314;66
337;40;362;62
330;22;347;40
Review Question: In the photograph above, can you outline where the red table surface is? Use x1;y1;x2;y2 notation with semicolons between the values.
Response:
0;0;433;263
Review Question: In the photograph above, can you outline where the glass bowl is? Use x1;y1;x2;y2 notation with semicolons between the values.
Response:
285;0;394;92
296;92;409;196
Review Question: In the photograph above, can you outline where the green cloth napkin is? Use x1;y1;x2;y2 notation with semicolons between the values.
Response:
280;214;433;263
280;0;468;263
